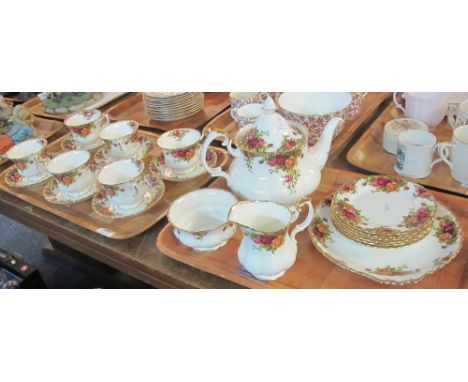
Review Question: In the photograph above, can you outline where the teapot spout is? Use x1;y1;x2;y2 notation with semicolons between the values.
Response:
308;117;343;170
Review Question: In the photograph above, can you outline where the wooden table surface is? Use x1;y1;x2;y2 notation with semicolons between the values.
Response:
2;92;467;288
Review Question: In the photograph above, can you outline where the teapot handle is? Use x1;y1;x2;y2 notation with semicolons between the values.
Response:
290;200;314;244
201;130;233;183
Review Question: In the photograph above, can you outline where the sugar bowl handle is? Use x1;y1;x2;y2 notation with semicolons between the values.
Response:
393;92;406;114
290;200;314;244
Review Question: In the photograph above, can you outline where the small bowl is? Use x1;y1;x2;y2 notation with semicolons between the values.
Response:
278;92;352;146
168;188;238;251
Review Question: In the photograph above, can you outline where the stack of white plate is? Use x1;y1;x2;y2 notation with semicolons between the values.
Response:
143;92;204;121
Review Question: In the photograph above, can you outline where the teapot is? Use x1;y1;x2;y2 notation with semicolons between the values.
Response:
201;96;342;206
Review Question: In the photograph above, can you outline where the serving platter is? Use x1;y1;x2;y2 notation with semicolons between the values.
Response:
0;130;229;239
157;168;468;288
202;92;391;158
0;116;65;166
23;92;128;121
106;92;230;132
347;101;468;197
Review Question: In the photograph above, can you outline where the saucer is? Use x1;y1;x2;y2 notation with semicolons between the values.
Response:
61;134;105;152
91;174;165;219
4;166;51;188
43;165;100;205
309;197;463;285
149;149;217;182
94;135;155;166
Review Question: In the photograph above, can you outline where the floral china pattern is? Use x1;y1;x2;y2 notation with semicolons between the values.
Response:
310;216;333;247
362;175;408;193
333;198;368;224
5;167;23;184
54;170;84;186
95;135;154;165
402;205;434;228
364;265;420;277
244;228;285;253
170;147;196;162
434;215;459;248
70;125;92;137
167;129;187;141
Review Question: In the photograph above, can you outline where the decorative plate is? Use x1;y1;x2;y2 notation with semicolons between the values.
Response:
91;174;165;219
61;134;105;152
94;135;155;166
309;198;463;285
331;176;437;234
4;166;51;188
149;149;217;182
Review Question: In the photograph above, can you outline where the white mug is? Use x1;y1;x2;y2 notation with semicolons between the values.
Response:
393;92;450;129
394;130;443;178
448;99;468;131
438;125;468;187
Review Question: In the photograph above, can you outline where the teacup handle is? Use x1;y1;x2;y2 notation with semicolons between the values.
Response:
438;142;454;170
290;201;314;245
100;112;110;128
393;92;406;114
447;104;457;130
431;143;444;168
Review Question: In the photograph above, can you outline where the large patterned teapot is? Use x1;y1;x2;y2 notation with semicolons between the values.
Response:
201;96;342;206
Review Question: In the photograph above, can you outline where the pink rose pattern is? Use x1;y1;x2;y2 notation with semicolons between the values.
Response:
433;215;458;248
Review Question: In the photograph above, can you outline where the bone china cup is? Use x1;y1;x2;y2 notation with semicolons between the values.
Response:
229;92;263;120
448;99;468;131
97;158;145;209
99;120;139;159
6;138;48;179
278;92;352;146
394;130;443;179
169;188;238;251
64;109;109;148
438;125;468;187
157;128;202;175
236;103;264;127
46;150;94;195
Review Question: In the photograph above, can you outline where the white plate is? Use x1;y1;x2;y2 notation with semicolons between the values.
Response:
309;198;463;285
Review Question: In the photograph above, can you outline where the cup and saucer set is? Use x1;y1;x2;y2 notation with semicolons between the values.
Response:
149;128;217;182
4;138;52;188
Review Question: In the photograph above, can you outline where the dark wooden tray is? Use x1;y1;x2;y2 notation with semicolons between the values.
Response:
106;92;230;132
157;168;468;288
0;130;229;239
347;100;468;197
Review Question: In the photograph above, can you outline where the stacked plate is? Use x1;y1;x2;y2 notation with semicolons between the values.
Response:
309;175;463;285
143;92;204;121
330;176;436;248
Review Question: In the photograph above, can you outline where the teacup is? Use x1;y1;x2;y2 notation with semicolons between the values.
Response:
438;125;468;187
99;120;139;159
64;109;109;149
448;99;468;131
97;158;145;209
157;128;202;175
393;92;450;130
46;150;94;195
236;103;264;127
6;138;48;179
383;118;429;155
229;92;263;121
169;188;238;251
394;130;443;179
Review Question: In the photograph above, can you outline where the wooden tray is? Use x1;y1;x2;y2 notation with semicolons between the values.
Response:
23;92;129;121
157;168;468;288
2;93;39;104
201;92;391;158
106;92;230;132
0;130;229;240
0;116;65;166
347;101;468;196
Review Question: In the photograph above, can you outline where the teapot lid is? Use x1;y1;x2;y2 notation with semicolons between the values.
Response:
235;96;305;155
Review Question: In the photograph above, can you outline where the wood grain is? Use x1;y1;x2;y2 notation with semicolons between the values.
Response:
347;101;468;196
106;92;230;132
157;167;468;288
201;92;391;158
0;130;229;240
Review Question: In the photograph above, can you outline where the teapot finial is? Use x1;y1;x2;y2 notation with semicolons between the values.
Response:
262;96;276;114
